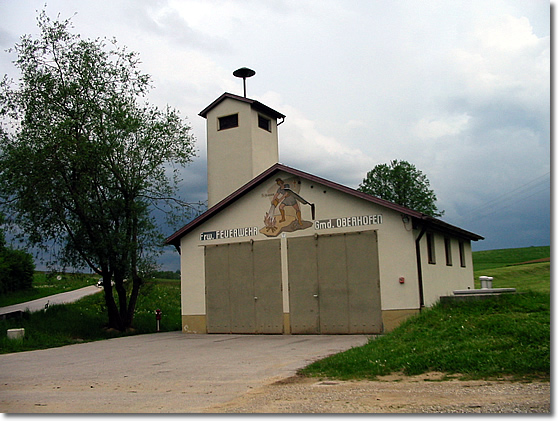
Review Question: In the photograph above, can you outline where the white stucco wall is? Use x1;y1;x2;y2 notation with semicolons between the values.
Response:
179;171;426;318
418;232;475;306
206;98;279;207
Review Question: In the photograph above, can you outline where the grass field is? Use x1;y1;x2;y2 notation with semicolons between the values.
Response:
300;245;550;381
473;245;550;272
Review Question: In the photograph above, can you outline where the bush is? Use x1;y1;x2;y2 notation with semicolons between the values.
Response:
0;247;35;294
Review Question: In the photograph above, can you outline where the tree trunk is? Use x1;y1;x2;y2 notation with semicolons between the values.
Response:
124;211;142;329
113;271;128;329
125;274;142;328
102;272;124;330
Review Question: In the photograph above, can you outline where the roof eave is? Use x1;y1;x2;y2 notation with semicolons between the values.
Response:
198;92;285;119
415;215;484;241
165;163;484;247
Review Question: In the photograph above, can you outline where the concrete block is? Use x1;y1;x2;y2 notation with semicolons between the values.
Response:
7;328;25;340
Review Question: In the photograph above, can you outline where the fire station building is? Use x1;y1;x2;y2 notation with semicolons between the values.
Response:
166;91;483;335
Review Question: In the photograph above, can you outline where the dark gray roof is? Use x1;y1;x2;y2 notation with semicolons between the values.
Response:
165;163;483;249
198;92;286;120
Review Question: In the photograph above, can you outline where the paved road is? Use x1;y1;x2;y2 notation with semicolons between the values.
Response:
0;332;369;413
0;286;101;316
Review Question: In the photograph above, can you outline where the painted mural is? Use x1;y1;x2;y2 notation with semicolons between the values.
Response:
260;177;313;237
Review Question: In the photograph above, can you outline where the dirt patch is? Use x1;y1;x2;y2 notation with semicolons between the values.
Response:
208;374;550;413
511;257;550;265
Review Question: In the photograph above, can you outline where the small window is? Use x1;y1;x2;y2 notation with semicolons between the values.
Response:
427;233;436;264
218;114;238;130
258;114;271;132
459;241;466;267
444;237;452;266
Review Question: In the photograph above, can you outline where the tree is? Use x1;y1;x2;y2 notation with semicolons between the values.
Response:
0;11;198;330
0;212;35;294
358;160;444;217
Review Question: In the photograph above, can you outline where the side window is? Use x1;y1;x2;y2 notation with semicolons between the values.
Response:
444;237;452;266
218;114;238;131
258;114;271;132
459;241;466;267
427;233;436;264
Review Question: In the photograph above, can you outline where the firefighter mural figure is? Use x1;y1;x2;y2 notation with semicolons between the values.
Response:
261;177;313;237
273;178;303;226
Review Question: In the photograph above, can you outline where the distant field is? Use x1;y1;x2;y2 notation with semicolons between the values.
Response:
473;245;550;272
473;245;550;292
0;272;98;308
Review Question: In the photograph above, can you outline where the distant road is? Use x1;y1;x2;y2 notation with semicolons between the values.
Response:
0;285;101;316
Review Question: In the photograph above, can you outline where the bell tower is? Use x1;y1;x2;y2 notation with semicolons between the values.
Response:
199;68;285;207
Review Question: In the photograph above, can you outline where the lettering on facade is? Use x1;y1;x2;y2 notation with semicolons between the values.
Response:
314;214;383;230
200;226;259;241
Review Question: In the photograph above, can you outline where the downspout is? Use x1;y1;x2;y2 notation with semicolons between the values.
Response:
415;224;427;308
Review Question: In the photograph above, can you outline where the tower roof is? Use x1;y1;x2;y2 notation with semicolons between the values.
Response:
199;92;285;120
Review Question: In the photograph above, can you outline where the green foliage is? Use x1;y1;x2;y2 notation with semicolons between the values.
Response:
0;280;181;354
0;212;35;294
358;160;443;217
0;248;35;294
151;270;181;280
0;11;198;330
300;292;549;380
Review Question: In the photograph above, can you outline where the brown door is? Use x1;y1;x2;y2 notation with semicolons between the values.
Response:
229;242;255;333
345;231;382;333
205;244;231;333
253;240;283;333
205;240;283;334
287;236;320;333
288;231;382;334
317;233;350;333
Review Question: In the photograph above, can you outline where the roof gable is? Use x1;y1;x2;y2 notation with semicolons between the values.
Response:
165;163;483;248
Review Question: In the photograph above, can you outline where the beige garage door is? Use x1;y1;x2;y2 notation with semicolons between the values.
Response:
205;240;283;334
288;231;382;334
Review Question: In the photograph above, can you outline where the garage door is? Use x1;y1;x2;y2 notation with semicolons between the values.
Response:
288;231;382;334
205;240;283;333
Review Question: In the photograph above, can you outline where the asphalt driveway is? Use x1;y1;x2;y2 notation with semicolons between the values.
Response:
0;332;368;413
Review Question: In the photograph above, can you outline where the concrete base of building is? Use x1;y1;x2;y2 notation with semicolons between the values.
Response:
182;309;420;334
283;313;291;334
182;315;207;333
381;308;420;332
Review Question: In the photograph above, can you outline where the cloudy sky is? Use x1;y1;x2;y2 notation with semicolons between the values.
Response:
0;1;550;270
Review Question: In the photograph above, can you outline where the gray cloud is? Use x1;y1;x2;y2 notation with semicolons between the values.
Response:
0;0;550;269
